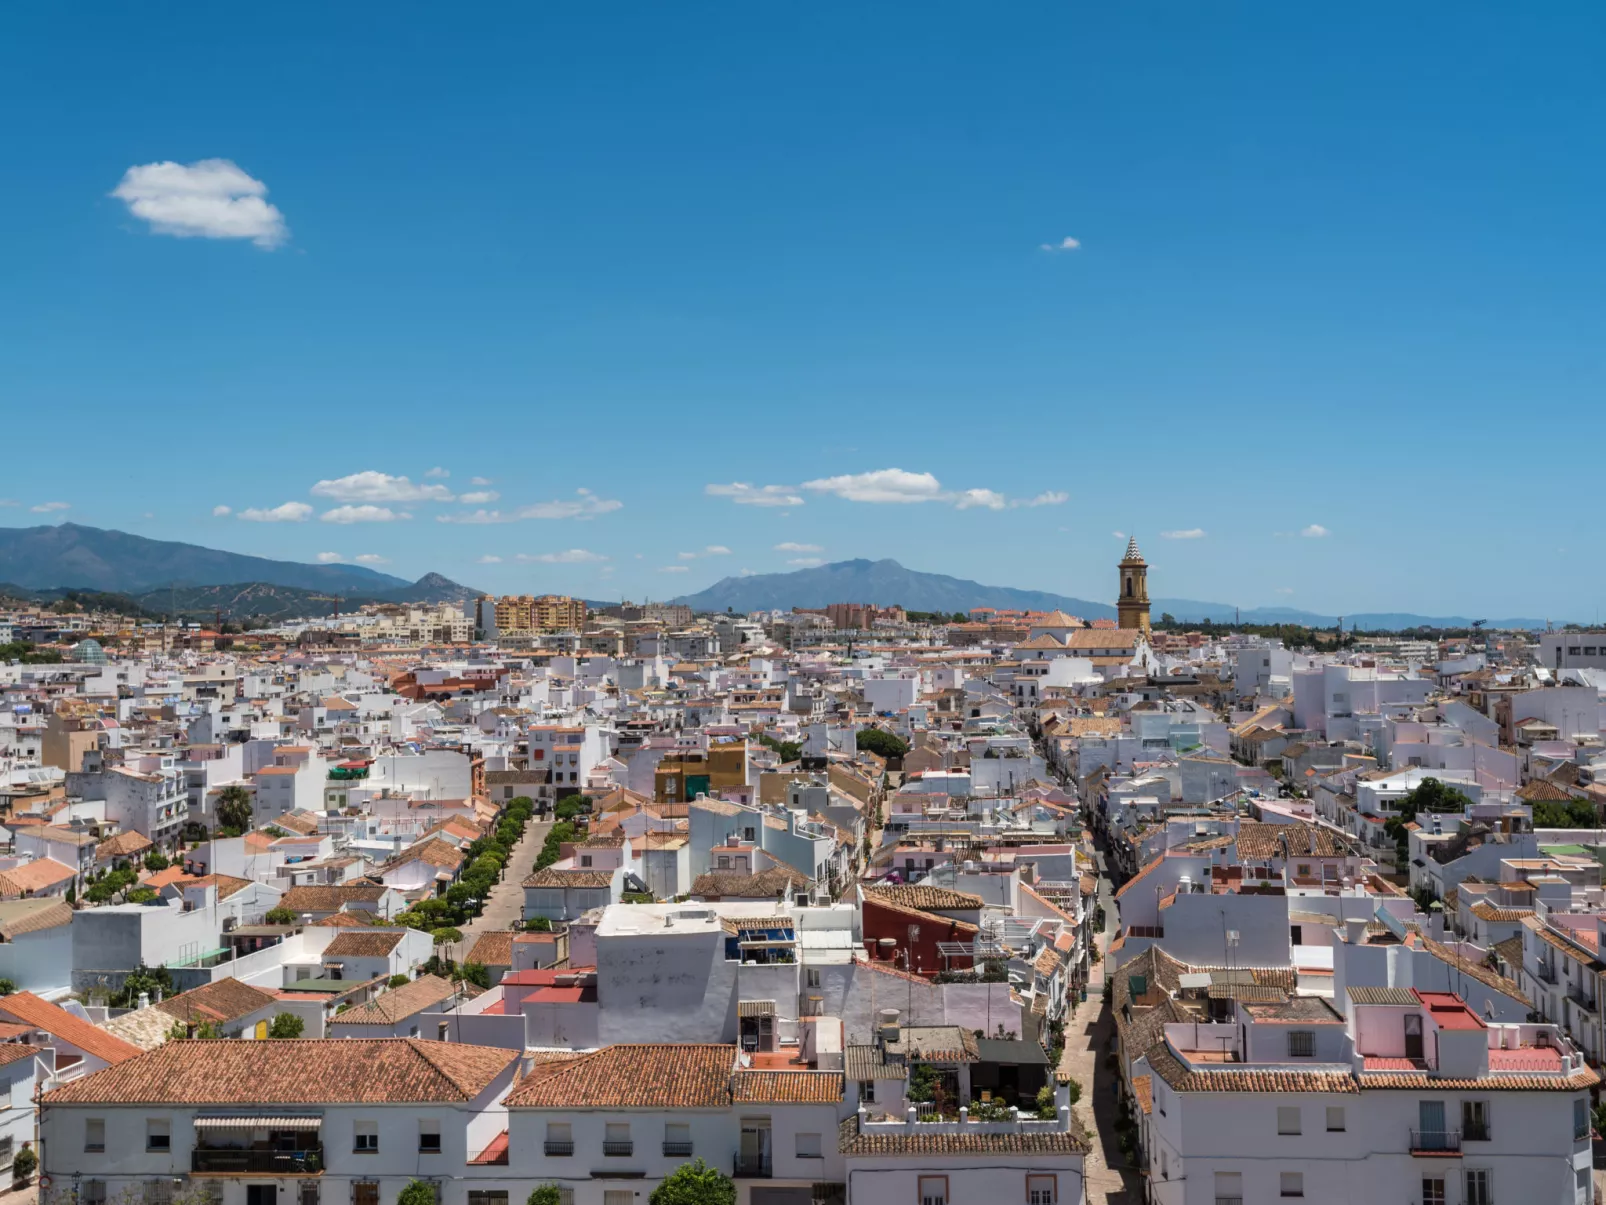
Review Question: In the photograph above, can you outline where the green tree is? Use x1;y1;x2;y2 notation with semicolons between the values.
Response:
755;734;802;763
265;906;297;925
431;926;464;946
396;1181;437;1205
524;916;553;932
456;961;491;989
389;973;411;988
214;784;255;836
856;728;909;759
144;850;170;872
267;1012;304;1039
0;979;16;996
125;886;157;903
526;1189;564;1205
649;1158;736;1205
11;1144;36;1183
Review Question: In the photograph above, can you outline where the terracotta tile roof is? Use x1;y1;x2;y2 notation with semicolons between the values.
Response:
1146;1041;1358;1094
731;1070;843;1103
1346;986;1419;1006
331;975;456;1024
1131;1073;1153;1114
94;830;153;858
42;1037;516;1104
386;836;464;872
0;859;77;895
1470;901;1533;923
309;911;375;928
845;1045;908;1082
279;885;389;912
1357;1066;1600;1092
838;1114;1084;1154
325;930;407;958
155;979;278;1026
522;868;614;889
466;930;516;967
691;866;809;898
1420;935;1530;1007
862;885;984;912
884;1026;979;1064
0;992;141;1065
504;1044;738;1108
0;898;73;940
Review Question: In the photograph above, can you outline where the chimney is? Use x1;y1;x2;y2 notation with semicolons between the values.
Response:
877;1008;901;1052
1343;917;1367;946
137;992;150;1010
1428;907;1445;942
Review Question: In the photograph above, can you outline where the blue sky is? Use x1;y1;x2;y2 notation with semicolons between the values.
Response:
3;4;1604;618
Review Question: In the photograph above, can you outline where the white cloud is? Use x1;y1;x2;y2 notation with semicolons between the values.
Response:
31;501;71;513
1112;530;1125;540
1025;491;1069;507
354;554;390;565
738;568;757;577
954;488;1009;511
1039;236;1081;252
1275;587;1295;595
1301;524;1330;538
316;552;345;563
657;565;691;574
470;476;493;486
111;159;288;248
424;467;450;479
211;505;232;517
706;482;805;508
239;501;312;522
774;542;823;553
1160;528;1207;540
0;499;16;507
436;489;623;524
311;471;454;504
804;468;945;504
514;549;609;564
477;555;503;564
458;490;499;505
787;557;824;567
320;505;409;524
678;545;733;560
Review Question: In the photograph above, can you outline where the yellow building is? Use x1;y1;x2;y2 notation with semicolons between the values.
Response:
492;594;587;633
1117;536;1151;635
654;742;750;803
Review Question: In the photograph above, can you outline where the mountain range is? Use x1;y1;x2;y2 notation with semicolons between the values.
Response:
0;523;479;621
671;558;1552;631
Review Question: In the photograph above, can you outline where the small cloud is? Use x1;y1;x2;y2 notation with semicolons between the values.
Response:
1300;524;1329;538
477;555;503;564
954;488;1009;511
706;482;805;508
320;505;409;524
111;158;288;248
678;545;733;560
311;471;453;504
354;554;390;565
141;512;155;520
1275;587;1295;595
31;501;71;513
657;565;691;573
1160;528;1206;540
436;489;623;523
1112;531;1125;540
774;542;823;553
424;467;450;479
804;468;944;504
738;568;757;577
316;552;345;563
239;502;312;523
1023;490;1069;507
469;476;493;486
0;499;17;507
211;505;232;517
458;490;499;505
514;549;609;564
787;557;824;567
1039;236;1081;253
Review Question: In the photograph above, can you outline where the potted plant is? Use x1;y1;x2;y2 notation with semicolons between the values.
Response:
12;1143;37;1186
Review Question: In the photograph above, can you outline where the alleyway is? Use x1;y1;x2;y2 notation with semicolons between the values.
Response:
459;816;553;943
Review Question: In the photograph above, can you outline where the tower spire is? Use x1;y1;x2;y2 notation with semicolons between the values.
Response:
1117;536;1151;636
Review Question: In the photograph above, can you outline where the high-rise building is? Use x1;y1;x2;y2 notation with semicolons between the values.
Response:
1117;536;1150;635
532;594;586;632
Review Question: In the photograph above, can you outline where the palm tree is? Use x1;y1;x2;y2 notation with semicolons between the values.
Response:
214;785;254;835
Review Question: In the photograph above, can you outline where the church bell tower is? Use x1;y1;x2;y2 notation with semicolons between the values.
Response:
1117;536;1150;635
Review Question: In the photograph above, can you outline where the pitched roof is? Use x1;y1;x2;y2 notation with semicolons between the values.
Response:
862;884;984;912
155;979;279;1026
504;1044;738;1108
0;898;73;940
331;975;457;1025
1146;1040;1358;1094
466;929;516;968
0;992;142;1065
522;868;615;889
279;885;389;912
731;1070;843;1103
94;830;153;858
325;930;408;958
43;1038;517;1104
838;1114;1083;1155
691;866;810;898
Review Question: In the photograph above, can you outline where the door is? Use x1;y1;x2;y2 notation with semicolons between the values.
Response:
246;1188;276;1205
1418;1100;1447;1150
1404;1014;1424;1062
739;1122;771;1175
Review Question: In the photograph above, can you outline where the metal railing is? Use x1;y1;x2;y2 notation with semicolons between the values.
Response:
192;1147;322;1174
602;1140;634;1157
543;1140;573;1157
662;1141;694;1158
733;1154;773;1178
1409;1129;1462;1153
1536;963;1559;984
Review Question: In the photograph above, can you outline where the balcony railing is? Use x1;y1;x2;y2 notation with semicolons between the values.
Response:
733;1154;773;1178
192;1147;323;1174
543;1140;574;1157
1536;963;1559;984
602;1140;634;1157
662;1141;694;1158
1409;1129;1462;1154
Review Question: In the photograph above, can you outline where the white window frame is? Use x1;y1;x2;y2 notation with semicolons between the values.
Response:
1277;1105;1301;1135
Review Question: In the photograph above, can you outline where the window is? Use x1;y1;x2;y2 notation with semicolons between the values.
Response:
246;1188;276;1205
353;1122;378;1153
352;1183;378;1205
146;1119;171;1151
806;968;822;989
1026;1175;1057;1205
1575;1098;1590;1141
1287;1031;1315;1058
1280;1172;1304;1198
718;856;730;869
83;1184;107;1205
1277;1106;1301;1135
859;1079;875;1103
1463;1099;1490;1141
1421;1178;1446;1205
85;1118;106;1152
1213;1171;1243;1205
544;1122;573;1156
663;1122;692;1157
1325;1106;1346;1132
604;1122;632;1156
1465;1169;1493;1205
299;1186;319;1205
418;1123;441;1154
468;1194;509;1205
604;1194;634;1205
918;1176;948;1205
796;1132;822;1158
144;1183;173;1205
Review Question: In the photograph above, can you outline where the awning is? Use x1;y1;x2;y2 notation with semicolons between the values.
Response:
195;1117;323;1131
738;1000;776;1018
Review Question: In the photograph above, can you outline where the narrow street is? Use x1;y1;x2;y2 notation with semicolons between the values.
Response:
459;815;553;942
